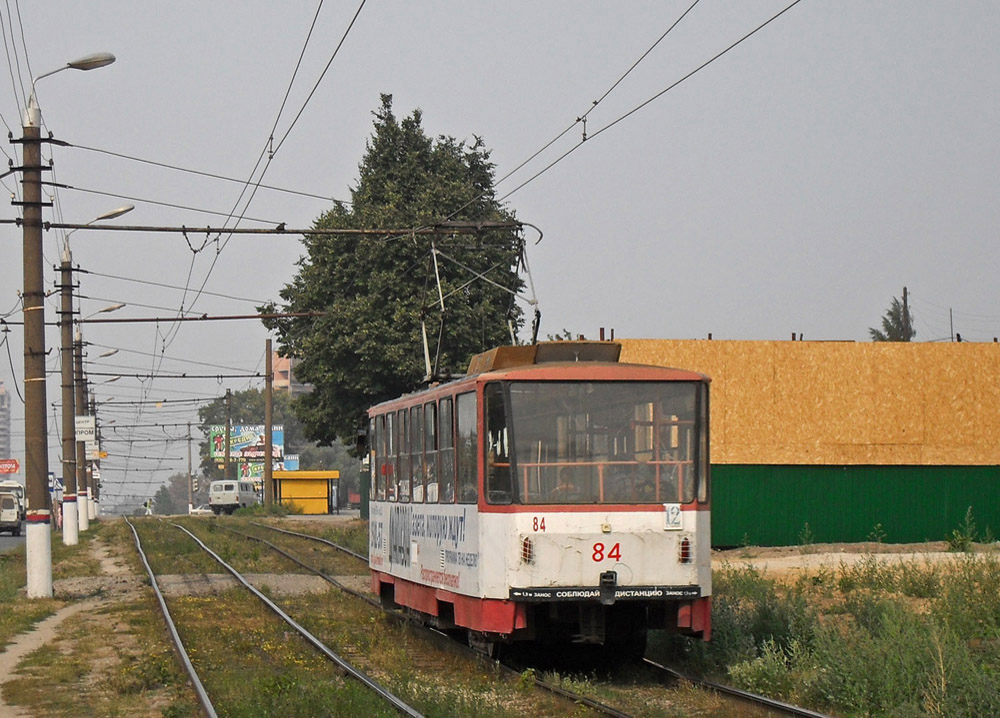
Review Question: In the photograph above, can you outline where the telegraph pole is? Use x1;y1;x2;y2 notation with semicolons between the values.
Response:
224;389;232;480
74;331;89;532
264;340;273;506
89;394;98;520
59;248;78;545
187;422;193;513
18;98;52;597
902;286;911;341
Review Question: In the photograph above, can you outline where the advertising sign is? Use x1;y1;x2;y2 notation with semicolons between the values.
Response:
0;458;19;474
209;425;284;461
236;454;298;481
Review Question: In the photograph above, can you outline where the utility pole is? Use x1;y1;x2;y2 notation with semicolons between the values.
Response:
224;389;232;481
264;340;273;507
74;331;89;532
89;394;98;520
18;96;52;597
902;286;910;341
59;248;78;545
187;422;193;513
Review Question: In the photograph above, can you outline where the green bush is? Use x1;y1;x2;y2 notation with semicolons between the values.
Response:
946;507;978;552
670;564;816;675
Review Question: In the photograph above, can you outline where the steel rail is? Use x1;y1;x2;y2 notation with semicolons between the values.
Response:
123;516;218;717
242;521;633;718
167;521;424;718
642;658;832;718
249;521;369;562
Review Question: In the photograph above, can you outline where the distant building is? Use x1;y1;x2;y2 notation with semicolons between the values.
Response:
272;353;311;395
0;381;11;459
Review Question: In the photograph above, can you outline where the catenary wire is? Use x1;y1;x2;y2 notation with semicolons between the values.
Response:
496;0;807;205
77;268;270;305
44;182;283;225
66;142;347;204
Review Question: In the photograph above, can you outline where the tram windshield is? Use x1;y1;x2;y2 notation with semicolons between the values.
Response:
485;381;707;505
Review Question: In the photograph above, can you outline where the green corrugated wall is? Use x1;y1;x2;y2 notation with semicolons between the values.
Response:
712;465;1000;547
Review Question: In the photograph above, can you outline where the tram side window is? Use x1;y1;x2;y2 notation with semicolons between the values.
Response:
424;402;438;503
411;405;424;503
456;392;478;503
379;413;394;501
397;409;411;502
698;385;709;503
369;417;378;500
485;383;512;504
439;397;455;503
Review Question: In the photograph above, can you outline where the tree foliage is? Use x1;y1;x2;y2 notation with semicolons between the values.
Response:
870;295;915;342
263;94;527;447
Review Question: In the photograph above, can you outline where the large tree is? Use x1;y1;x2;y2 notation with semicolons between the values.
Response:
263;95;527;447
870;288;915;342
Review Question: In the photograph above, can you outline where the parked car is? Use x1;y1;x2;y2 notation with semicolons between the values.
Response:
208;480;261;515
1;492;21;536
189;504;213;516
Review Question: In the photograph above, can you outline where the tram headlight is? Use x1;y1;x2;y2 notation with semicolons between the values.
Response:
679;536;692;564
520;536;534;564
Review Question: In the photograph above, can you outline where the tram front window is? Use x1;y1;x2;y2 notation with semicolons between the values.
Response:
486;380;705;505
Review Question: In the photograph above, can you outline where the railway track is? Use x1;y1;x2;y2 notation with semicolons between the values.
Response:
237;521;628;718
244;519;833;718
125;515;423;717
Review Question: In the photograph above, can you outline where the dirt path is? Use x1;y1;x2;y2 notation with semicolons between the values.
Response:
0;538;144;716
0;600;102;717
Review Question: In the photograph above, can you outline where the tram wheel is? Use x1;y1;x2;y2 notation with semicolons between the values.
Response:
468;631;501;659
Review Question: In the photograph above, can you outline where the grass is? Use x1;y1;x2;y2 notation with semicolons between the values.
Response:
14;514;998;717
125;516;594;717
649;549;1000;718
0;526;87;651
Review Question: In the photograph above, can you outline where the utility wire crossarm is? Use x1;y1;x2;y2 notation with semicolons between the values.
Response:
5;219;529;237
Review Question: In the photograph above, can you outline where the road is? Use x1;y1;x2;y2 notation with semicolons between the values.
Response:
0;522;25;552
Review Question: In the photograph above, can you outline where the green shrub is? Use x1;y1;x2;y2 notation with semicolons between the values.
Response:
728;638;803;699
947;507;978;552
671;564;816;675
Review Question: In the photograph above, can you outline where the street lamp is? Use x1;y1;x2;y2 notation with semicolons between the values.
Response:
22;52;115;599
83;302;126;319
26;53;116;127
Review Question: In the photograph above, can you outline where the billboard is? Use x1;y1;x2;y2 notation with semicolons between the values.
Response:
237;454;299;480
209;425;284;461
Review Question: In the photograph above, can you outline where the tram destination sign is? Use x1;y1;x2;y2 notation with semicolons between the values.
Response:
509;585;702;602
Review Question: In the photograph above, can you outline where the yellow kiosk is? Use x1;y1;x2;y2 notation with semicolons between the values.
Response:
273;470;340;514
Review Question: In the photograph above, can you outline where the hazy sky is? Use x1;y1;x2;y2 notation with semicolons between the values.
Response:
1;2;998;508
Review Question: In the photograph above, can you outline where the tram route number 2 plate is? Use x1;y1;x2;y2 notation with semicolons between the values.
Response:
663;503;682;530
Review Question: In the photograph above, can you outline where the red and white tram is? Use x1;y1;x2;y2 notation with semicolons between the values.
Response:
366;342;711;658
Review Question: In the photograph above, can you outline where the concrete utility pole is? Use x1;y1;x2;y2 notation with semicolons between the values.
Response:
59;249;79;545
902;286;910;341
187;422;193;513
224;389;232;481
19;96;52;597
89;394;98;520
74;331;89;532
264;339;273;506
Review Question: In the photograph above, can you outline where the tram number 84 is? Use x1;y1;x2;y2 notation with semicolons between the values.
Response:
532;519;622;562
592;542;621;562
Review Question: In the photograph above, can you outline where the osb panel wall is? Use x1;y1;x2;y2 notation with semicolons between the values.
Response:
619;339;1000;466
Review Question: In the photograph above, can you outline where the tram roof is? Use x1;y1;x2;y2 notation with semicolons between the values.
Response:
367;342;708;414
